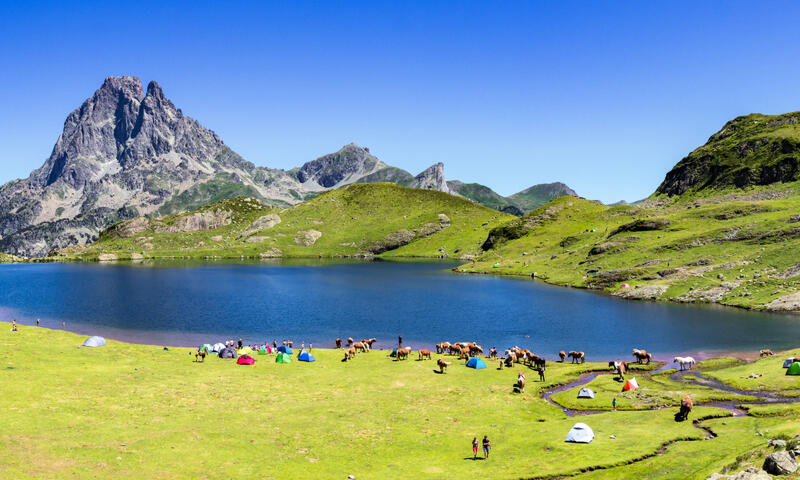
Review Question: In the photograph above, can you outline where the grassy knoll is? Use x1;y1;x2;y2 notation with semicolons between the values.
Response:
53;183;512;262
0;324;756;479
550;371;758;411
702;348;800;391
457;184;800;311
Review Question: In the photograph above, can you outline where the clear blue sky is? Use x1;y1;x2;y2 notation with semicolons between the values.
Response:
1;1;799;203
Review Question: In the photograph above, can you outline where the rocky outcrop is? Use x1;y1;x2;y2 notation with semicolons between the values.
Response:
365;214;452;254
158;209;232;233
259;248;282;258
763;450;797;475
608;219;671;237
239;214;281;238
765;292;800;311
297;144;387;189
410;163;450;193
294;229;322;246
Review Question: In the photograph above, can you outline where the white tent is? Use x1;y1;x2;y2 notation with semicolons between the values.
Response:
577;387;595;399
212;343;226;352
565;423;595;443
783;358;796;368
82;336;107;347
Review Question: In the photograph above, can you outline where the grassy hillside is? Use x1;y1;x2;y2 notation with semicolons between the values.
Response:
3;323;799;479
54;183;512;261
458;183;800;311
507;182;577;211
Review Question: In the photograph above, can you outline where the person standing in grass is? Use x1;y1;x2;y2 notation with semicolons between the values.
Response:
36;318;40;327
482;435;491;459
612;397;617;411
472;437;479;459
398;335;403;347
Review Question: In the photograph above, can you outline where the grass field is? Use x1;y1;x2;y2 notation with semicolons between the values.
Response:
3;323;800;479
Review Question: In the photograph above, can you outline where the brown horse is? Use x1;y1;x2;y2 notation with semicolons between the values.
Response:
347;337;354;347
760;349;775;357
677;396;693;421
559;350;566;362
335;338;342;349
568;351;585;363
504;352;517;367
459;347;471;360
632;349;652;364
396;347;411;360
436;342;450;354
365;338;377;349
354;342;367;353
517;372;526;393
419;349;432;360
437;358;451;373
344;347;356;361
609;361;627;379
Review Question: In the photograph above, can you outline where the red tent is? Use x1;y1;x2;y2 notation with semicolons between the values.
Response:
237;354;255;365
622;378;639;391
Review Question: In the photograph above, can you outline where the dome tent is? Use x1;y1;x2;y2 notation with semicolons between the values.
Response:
783;358;796;368
212;343;225;352
622;378;639;391
577;388;595;399
237;354;255;365
200;344;213;353
277;345;293;354
238;346;255;356
218;347;237;359
298;351;315;362
466;357;487;369
82;336;107;347
787;362;800;375
565;423;594;443
276;352;292;363
257;347;269;355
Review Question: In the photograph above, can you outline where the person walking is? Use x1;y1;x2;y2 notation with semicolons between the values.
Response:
471;437;479;459
36;318;40;327
398;335;403;347
612;397;617;411
482;435;491;459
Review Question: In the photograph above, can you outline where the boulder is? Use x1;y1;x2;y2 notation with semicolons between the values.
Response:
112;217;152;238
770;439;787;448
763;451;797;475
437;213;451;226
156;209;232;233
130;252;145;261
239;214;281;238
259;248;283;258
98;253;118;262
729;467;771;480
294;229;322;246
246;236;270;243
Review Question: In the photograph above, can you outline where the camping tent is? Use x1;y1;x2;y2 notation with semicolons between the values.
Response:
783;358;796;368
212;343;225;352
237;354;255;365
565;423;594;443
200;344;213;353
787;362;800;375
276;352;292;363
389;348;398;357
466;357;487;369
298;351;316;362
577;388;595;399
238;346;255;356
622;378;639;391
277;345;293;354
258;347;269;355
218;347;237;359
82;336;107;347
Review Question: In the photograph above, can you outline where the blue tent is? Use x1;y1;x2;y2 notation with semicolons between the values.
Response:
298;351;316;362
466;357;487;369
389;348;398;357
277;345;293;354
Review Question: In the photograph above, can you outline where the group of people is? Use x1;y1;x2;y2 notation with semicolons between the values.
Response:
9;318;42;331
471;436;491;459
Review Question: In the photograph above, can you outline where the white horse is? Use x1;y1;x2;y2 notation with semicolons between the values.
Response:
674;356;696;371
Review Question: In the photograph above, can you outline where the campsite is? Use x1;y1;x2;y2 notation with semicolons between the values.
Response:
2;322;800;479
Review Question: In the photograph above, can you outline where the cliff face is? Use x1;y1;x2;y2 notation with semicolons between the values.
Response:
656;112;800;197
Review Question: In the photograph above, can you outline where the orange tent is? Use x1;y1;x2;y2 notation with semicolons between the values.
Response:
622;378;639;391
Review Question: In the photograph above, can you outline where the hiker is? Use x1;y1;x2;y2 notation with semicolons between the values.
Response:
36;318;40;327
11;320;18;331
237;338;243;349
301;341;305;351
398;335;403;347
273;340;278;349
612;397;617;411
537;366;545;382
472;437;479;459
195;347;206;363
482;435;491;459
61;321;65;329
288;340;293;348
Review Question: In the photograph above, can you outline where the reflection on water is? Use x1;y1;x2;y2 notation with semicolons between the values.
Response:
1;260;798;359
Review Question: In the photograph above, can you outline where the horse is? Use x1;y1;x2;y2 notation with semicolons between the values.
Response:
437;358;451;373
365;338;377;349
533;356;546;371
335;338;342;349
354;342;367;353
517;372;526;393
419;349;432;360
568;351;585;363
558;350;566;362
397;347;411;360
459;347;471;360
468;344;484;356
609;361;627;379
632;349;651;364
677;396;693;421
360;339;371;352
436;342;450;354
504;352;517;367
674;356;696;371
344;347;356;361
760;349;775;357
347;337;354;347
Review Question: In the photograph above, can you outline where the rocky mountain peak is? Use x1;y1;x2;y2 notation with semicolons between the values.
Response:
296;143;386;189
413;162;450;193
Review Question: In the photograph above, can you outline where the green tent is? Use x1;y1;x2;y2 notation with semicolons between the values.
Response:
276;352;292;363
238;346;255;356
200;344;213;353
787;362;800;375
257;348;269;355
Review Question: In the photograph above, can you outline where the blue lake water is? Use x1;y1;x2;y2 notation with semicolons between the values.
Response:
1;260;799;359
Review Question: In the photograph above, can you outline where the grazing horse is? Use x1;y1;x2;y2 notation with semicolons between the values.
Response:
344;347;356;361
459;347;471;360
448;344;462;355
559;350;566;362
760;349;775;357
347;337;354;347
437;358;451;373
354;342;367;353
568;351;585;363
517;372;526;393
468;344;484;356
632;349;652;364
609;361;627;379
674;356;696;371
365;338;377;349
335;338;342;349
436;342;450;354
677;396;693;421
534;357;546;371
504;352;517;367
419;349;432;360
397;347;411;360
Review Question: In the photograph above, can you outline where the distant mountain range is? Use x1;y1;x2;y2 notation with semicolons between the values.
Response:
0;76;577;256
